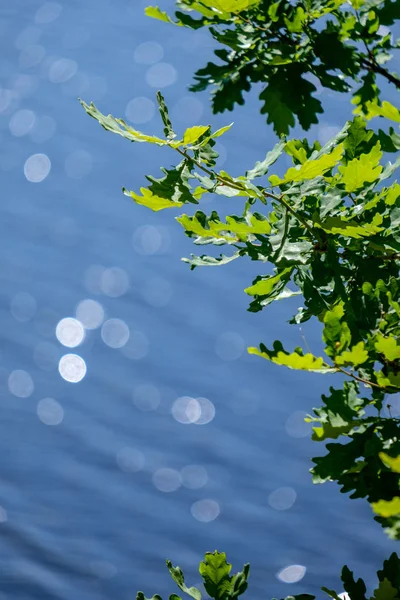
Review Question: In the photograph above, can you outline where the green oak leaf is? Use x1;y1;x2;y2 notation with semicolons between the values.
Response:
248;342;335;372
335;342;369;366
372;498;400;519
167;560;201;600
338;142;383;192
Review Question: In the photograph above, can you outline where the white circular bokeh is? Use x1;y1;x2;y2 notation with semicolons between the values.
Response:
75;299;105;330
56;317;85;348
191;499;220;522
24;153;51;182
8;370;34;398
59;354;86;383
9;109;36;136
101;319;130;349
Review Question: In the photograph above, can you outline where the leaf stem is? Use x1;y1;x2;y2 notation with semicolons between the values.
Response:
175;147;315;235
335;366;384;390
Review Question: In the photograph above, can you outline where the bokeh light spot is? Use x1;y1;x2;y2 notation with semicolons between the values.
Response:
100;267;129;298
125;96;155;124
145;62;177;88
285;411;311;438
8;370;34;398
268;487;297;511
35;2;62;23
153;468;181;492
37;398;64;425
116;447;145;473
101;319;130;349
56;317;85;348
75;299;105;330
24;153;51;182
59;354;86;383
10;292;37;322
134;41;164;65
181;465;208;489
191;499;220;522
133;383;161;411
277;565;306;584
215;332;245;361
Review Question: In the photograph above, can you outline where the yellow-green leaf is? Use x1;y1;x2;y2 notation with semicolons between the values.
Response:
123;187;184;211
355;99;400;123
145;6;179;24
211;123;233;138
248;347;335;372
177;213;271;242
374;334;400;361
335;341;369;366
316;213;383;238
371;497;400;518
183;125;211;145
244;268;292;296
379;452;400;473
385;182;400;206
271;144;344;185
312;422;356;441
202;0;260;13
284;6;307;32
338;143;383;192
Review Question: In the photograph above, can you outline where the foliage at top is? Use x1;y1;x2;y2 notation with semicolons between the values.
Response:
136;550;400;600
145;0;400;134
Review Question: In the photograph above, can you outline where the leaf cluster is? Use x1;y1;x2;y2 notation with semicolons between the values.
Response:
136;550;400;600
80;93;400;536
145;0;400;134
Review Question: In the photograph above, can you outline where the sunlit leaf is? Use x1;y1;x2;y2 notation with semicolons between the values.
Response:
123;187;184;211
338;143;383;192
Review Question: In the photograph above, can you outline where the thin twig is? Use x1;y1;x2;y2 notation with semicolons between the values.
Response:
359;56;400;90
335;366;384;390
175;147;315;235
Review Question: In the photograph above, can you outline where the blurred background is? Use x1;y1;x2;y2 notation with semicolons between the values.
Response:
0;1;398;598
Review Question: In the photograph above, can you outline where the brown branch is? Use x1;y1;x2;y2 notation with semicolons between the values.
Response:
335;366;385;390
359;56;400;90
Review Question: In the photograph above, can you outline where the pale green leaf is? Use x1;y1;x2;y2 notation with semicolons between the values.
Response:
246;140;285;179
123;187;184;211
183;125;211;145
315;213;383;238
211;123;233;139
244;268;292;296
271;144;344;185
371;498;400;518
145;6;180;24
335;342;369;366
248;347;335;372
338;143;383;192
379;452;400;473
374;335;400;361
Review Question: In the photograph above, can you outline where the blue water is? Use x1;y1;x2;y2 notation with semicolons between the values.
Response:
0;1;398;598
